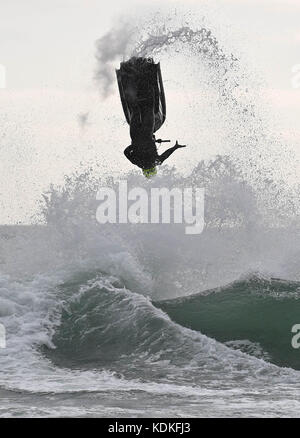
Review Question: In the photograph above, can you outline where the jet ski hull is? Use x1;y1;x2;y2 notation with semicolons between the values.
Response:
116;57;166;133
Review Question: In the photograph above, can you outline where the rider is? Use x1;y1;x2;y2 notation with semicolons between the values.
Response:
123;85;186;178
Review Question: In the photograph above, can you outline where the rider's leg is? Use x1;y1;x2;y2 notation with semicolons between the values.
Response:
130;105;142;143
142;103;155;139
140;85;155;139
130;85;154;142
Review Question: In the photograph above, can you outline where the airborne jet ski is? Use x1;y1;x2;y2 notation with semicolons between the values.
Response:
116;57;186;178
116;57;166;133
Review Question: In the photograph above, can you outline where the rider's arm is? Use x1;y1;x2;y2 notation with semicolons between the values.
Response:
124;146;138;165
157;141;186;164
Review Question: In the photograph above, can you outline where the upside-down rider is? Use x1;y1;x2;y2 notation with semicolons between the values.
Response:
123;80;186;178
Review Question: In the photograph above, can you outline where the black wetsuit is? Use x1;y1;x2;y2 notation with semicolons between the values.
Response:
124;142;181;169
124;99;182;170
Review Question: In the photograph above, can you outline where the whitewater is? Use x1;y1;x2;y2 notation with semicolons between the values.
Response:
1;10;300;417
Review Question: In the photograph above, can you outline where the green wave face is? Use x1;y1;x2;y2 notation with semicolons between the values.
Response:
156;276;300;370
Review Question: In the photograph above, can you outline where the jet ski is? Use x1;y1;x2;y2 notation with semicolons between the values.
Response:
116;57;166;133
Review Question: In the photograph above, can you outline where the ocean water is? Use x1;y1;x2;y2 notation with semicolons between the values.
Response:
1;16;300;417
1;160;300;418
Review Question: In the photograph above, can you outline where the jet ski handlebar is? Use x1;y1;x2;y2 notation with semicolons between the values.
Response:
155;139;171;144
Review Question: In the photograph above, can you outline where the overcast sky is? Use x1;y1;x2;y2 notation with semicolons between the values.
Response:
0;0;300;223
1;0;299;90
